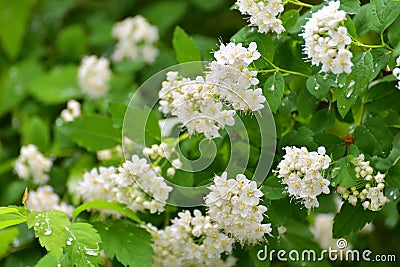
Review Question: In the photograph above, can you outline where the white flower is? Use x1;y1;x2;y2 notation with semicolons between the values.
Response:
112;15;159;63
150;209;236;267
337;154;388;211
27;186;74;217
393;56;400;90
60;100;81;122
204;172;272;245
78;55;111;99
14;144;52;185
276;146;331;210
159;42;265;139
236;0;285;34
300;1;353;74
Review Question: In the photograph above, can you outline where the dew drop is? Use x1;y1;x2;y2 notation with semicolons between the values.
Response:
314;85;320;90
67;240;72;246
348;80;355;88
346;89;353;98
44;229;52;236
270;85;275;92
85;250;99;256
35;222;40;227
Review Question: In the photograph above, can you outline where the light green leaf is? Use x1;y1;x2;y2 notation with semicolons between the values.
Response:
27;210;70;259
354;117;393;157
370;48;391;81
333;202;378;238
34;253;58;267
0;207;19;215
172;26;202;63
29;65;82;104
64;222;102;267
366;0;400;33
58;114;121;152
73;200;142;224
0;213;27;230
56;24;87;61
0;227;19;258
0;0;37;59
281;9;300;32
262;176;286;200
340;0;361;14
263;72;284;113
94;220;154;267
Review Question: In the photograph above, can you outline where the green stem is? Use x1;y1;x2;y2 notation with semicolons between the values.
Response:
352;40;393;51
288;0;313;8
258;56;310;78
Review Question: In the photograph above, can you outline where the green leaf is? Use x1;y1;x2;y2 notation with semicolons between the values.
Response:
64;222;103;267
305;75;332;98
370;48;391;81
230;26;275;64
123;106;161;146
21;116;50;151
314;133;346;160
365;81;400;113
108;102;127;128
309;108;336;134
142;2;187;36
172;26;202;63
94;220;154;267
73;200;142;224
366;0;400;34
354;117;393;157
388;17;400;48
278;127;317;151
34;253;58;267
56;24;87;61
281;9;300;32
29;65;82;104
0;60;43;117
263;72;285;113
335;52;373;118
27;210;70;259
0;207;20;215
58;114;121;152
331;157;357;187
340;0;361;14
0;227;19;258
297;89;319;118
262;176;285;200
0;0;37;59
333;202;378;238
0;212;27;230
353;4;370;36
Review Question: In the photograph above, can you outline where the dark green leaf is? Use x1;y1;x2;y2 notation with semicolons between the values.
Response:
354;117;393;157
21;116;50;151
366;0;400;33
58;114;121;152
262;176;285;200
314;133;346;160
94;220;154;267
306;75;333;98
0;227;19;258
172;26;202;63
365;81;400;113
56;24;87;61
278;127;317;151
309;109;336;134
388;17;400;48
263;72;284;113
281;10;300;32
297;89;319;118
353;4;370;36
35;253;58;267
333;202;378;238
370;49;391;81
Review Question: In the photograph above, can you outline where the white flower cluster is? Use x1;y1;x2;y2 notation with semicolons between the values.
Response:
204;172;272;245
60;100;81;122
149;209;236;267
14;144;52;185
75;155;172;214
276;146;331;210
159;42;265;139
26;186;74;217
112;15;159;63
236;0;285;34
142;142;182;177
300;1;353;74
78;55;111;99
392;56;400;90
337;154;387;211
